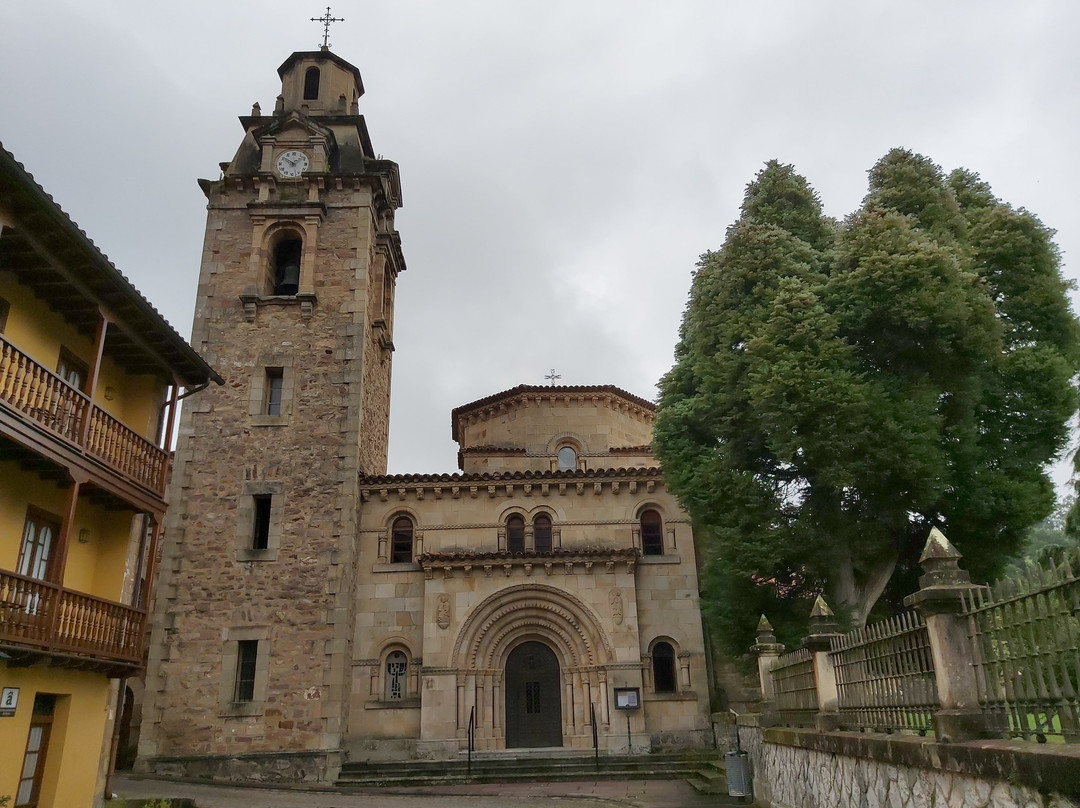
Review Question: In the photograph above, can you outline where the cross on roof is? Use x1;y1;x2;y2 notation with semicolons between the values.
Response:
544;369;562;386
311;6;344;49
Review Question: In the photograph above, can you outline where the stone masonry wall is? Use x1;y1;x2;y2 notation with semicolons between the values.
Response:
138;179;384;775
740;721;1079;808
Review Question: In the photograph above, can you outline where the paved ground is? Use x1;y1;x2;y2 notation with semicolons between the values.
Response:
112;773;744;808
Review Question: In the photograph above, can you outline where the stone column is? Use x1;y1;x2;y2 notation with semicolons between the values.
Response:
456;673;466;734
750;615;785;712
492;673;503;734
597;670;610;726
905;527;995;743
563;671;574;731
803;596;842;731
574;671;586;728
678;651;692;689
476;673;487;738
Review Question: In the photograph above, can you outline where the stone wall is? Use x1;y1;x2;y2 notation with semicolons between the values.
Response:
349;470;712;758
739;718;1080;808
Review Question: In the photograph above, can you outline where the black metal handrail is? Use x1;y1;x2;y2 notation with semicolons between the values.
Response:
467;704;475;777
591;702;599;769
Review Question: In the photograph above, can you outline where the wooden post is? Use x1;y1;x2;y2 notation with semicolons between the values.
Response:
79;312;109;445
905;527;995;742
139;516;163;614
47;475;84;643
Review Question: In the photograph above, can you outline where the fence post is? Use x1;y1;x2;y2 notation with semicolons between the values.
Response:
803;596;842;731
905;527;993;743
750;615;784;713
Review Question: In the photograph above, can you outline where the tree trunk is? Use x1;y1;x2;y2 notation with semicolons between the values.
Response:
830;548;898;628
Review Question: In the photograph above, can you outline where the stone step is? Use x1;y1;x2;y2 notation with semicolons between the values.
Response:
338;751;716;788
339;769;704;788
687;777;748;803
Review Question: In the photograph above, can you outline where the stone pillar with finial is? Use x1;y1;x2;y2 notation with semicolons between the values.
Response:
803;595;843;731
904;526;994;743
750;615;784;714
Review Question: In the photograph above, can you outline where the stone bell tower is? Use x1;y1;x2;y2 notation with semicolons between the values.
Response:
137;47;405;782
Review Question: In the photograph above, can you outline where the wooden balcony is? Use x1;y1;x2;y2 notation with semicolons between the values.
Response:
0;334;169;497
0;569;145;671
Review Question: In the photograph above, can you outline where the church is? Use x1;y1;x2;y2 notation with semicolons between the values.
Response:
136;45;712;783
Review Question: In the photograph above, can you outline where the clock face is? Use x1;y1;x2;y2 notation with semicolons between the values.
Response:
275;150;309;178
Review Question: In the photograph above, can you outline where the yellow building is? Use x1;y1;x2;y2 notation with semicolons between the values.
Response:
0;145;220;808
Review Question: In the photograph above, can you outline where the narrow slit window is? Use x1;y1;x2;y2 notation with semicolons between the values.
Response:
234;640;258;702
271;237;302;295
385;650;408;700
391;517;413;564
265;368;284;416
534;514;552;554
557;445;577;471
252;495;272;550
652;642;676;693
507;515;525;554
303;66;320;100
641;509;663;556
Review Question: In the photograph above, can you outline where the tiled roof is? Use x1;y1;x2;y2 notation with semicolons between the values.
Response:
0;144;222;387
360;466;663;486
451;384;656;441
419;546;640;564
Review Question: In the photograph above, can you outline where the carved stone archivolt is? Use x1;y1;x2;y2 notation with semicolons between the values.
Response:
451;584;615;673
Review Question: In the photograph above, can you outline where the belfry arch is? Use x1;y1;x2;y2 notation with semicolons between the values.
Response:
449;584;617;750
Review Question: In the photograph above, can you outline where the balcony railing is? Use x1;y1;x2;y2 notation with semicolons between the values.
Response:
0;335;168;496
0;569;145;666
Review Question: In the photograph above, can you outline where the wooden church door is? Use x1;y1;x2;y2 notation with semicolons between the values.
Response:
504;641;563;748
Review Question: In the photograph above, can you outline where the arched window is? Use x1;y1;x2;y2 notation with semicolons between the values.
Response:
557;445;577;471
303;66;321;100
271;235;302;296
507;515;525;554
385;650;408;700
641;509;663;556
534;514;552;554
391;516;414;564
652;641;676;693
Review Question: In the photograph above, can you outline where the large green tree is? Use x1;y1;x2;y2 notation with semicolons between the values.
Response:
656;152;1079;649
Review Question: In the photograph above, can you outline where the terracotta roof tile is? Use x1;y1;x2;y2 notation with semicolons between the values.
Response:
360;466;662;486
451;384;655;441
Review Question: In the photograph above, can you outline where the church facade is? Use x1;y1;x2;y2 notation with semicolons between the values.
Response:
137;47;710;783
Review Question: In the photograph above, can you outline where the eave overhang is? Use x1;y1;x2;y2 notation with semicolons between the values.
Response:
0;144;223;387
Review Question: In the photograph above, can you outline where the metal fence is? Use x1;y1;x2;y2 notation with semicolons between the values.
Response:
830;610;937;735
962;550;1080;742
772;647;817;726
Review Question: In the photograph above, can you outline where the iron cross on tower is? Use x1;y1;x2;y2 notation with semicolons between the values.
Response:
544;369;562;386
311;6;344;49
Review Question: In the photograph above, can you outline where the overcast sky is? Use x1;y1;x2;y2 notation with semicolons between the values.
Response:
2;1;1078;486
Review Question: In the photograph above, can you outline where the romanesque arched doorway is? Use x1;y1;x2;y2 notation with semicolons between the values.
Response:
504;641;562;748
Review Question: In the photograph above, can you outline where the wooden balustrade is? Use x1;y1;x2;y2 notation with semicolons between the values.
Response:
0;334;168;497
0;569;145;665
85;406;167;493
0;571;57;645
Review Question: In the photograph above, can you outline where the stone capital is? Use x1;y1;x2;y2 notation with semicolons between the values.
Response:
802;633;839;653
750;641;785;657
905;584;983;616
